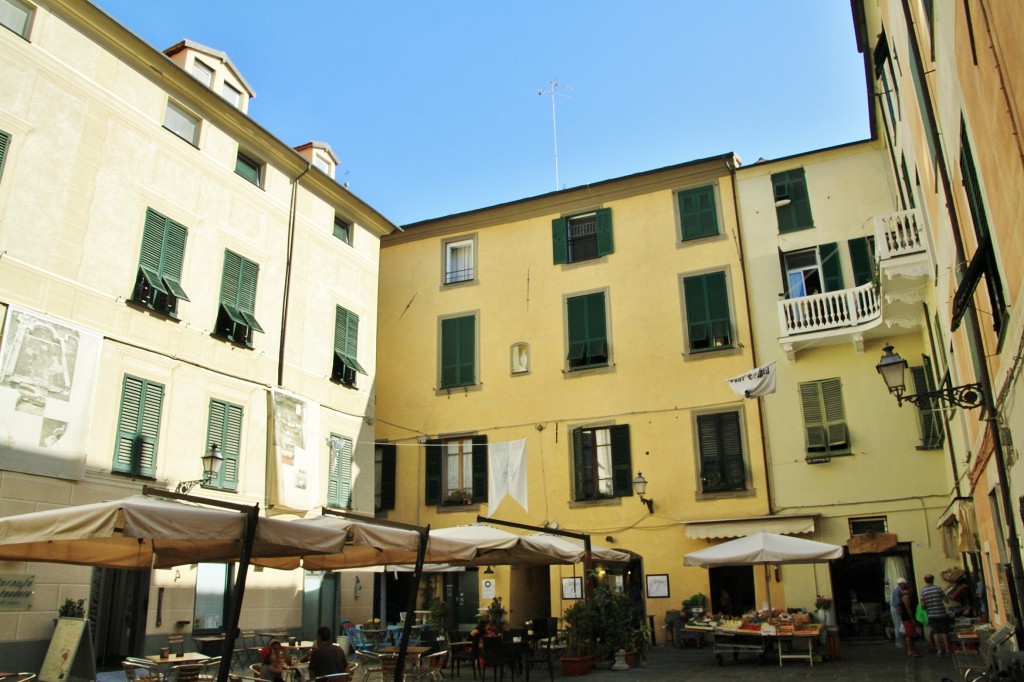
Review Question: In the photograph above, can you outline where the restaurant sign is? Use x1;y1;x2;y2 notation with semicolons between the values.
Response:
0;573;35;610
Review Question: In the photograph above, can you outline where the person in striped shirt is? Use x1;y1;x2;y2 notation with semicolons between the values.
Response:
920;574;950;657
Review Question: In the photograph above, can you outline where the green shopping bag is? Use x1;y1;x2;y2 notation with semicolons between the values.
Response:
915;602;929;626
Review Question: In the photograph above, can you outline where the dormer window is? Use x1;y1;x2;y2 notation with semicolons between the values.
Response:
192;59;213;87
221;82;242;108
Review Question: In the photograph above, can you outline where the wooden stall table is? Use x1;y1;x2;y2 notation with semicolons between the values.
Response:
775;623;824;667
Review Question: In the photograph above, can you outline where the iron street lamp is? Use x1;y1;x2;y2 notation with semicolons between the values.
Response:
175;443;223;494
632;471;654;514
875;343;984;409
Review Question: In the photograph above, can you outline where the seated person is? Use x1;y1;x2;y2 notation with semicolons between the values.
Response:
301;626;349;679
261;639;287;682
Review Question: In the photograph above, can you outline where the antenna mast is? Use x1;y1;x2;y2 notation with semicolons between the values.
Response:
538;80;573;190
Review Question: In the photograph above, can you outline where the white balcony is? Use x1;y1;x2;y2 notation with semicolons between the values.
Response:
778;283;881;337
777;209;930;359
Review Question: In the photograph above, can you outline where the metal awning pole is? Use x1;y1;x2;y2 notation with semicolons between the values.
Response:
142;486;259;682
477;515;595;599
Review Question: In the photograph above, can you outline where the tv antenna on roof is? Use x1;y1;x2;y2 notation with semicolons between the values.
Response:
538;80;573;190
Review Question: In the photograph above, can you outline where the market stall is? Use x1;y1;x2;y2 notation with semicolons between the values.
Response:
683;531;844;666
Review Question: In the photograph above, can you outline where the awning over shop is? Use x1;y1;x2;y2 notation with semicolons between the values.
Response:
936;498;978;554
684;514;817;540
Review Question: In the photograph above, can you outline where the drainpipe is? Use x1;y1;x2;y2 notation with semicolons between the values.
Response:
725;155;775;514
278;164;313;387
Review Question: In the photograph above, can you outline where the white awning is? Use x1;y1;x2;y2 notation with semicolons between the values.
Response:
684;515;817;540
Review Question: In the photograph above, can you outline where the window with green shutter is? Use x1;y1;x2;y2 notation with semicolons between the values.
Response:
677;185;719;241
912;359;944;449
772;168;814;233
571;424;632;501
848;237;875;287
112;374;164;478
375;443;396;512
697;411;746;493
333;306;366;386
131;208;191;316
440;315;476;388
683;272;732;352
798;378;850;461
0;129;10;183
206;399;242;491
215;250;264;347
552;208;613;264
566;292;608;370
327;434;354;509
424;436;487;506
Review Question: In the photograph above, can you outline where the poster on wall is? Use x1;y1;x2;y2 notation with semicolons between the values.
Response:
267;388;321;513
0;307;102;480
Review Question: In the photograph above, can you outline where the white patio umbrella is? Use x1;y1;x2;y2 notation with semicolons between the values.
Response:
683;531;843;609
431;524;582;565
527;532;633;563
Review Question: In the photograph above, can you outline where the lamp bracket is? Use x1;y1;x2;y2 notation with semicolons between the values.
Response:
893;382;984;410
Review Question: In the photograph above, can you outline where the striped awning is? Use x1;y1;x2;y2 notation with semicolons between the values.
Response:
684;515;817;540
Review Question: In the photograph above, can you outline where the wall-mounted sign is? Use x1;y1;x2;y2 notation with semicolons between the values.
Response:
0;573;35;611
481;578;495;600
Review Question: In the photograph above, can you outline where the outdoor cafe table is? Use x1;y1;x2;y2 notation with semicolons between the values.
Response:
146;652;210;664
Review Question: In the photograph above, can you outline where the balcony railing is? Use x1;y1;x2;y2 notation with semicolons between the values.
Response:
778;282;881;336
874;209;926;260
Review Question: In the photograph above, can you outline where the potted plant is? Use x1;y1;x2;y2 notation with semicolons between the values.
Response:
487;596;506;633
428;597;452;639
54;597;85;625
561;584;647;675
683;593;707;613
444;488;472;506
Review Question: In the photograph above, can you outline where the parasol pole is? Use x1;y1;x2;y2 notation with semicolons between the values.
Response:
764;565;772;611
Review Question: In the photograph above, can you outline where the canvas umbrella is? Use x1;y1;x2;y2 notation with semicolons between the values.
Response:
431;524;582;565
527;532;633;563
683;531;843;609
0;491;352;682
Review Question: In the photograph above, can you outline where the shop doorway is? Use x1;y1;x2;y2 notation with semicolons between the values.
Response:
829;543;914;638
302;572;339;641
92;567;150;666
709;566;754;616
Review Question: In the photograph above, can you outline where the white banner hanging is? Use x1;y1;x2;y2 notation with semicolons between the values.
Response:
726;361;778;398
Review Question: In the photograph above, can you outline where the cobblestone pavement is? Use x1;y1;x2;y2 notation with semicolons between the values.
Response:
570;637;958;682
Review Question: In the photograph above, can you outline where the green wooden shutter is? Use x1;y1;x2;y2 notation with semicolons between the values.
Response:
566;297;587;364
0;130;10;183
207;400;241;491
819;242;844;292
609;424;632;498
678;186;718;240
820;378;849;452
799;382;828;459
379;444;396;510
684;276;709;351
773;169;813;233
139;210;168;294
335;307;367;376
441;316;475;388
471;435;488;503
220;251;262;335
237;257;263;333
697;412;745;492
778;249;791;298
585;292;607;362
911;363;943;448
706;272;732;347
113;375;162;477
552;217;568;265
338;436;354;507
848;237;874;286
424;439;442;505
162;219;190;300
595;208;614;257
572;428;586;501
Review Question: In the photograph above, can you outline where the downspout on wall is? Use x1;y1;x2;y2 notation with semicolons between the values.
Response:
278;164;313;387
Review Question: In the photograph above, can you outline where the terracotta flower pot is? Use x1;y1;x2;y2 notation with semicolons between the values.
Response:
561;655;595;676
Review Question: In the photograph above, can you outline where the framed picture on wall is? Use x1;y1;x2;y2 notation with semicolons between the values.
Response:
561;576;583;600
646;574;670;598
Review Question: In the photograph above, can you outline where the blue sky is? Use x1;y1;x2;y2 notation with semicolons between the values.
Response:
94;1;871;226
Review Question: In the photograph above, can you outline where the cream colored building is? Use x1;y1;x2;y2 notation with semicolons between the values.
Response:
858;0;1024;633
735;139;955;632
0;0;394;667
376;155;784;631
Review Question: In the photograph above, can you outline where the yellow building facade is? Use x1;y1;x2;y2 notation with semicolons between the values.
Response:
376;156;784;631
